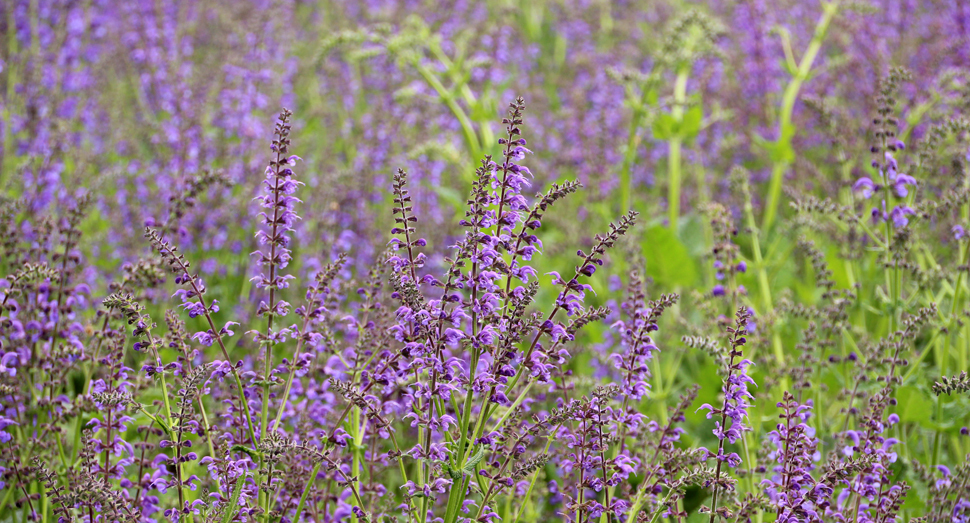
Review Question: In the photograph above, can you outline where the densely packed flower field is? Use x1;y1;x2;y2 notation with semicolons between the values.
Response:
1;1;970;521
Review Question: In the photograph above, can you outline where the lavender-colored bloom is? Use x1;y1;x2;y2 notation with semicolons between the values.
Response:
889;206;915;228
701;308;755;520
762;393;826;521
854;177;876;199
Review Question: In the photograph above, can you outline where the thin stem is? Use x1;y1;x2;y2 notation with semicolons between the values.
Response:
619;80;654;214
132;405;162;507
509;425;561;523
293;463;322;523
708;323;746;523
761;0;840;231
155;234;258;445
741;179;784;367
414;63;482;171
597;407;611;521
144;327;187;515
261;139;287;521
271;307;314;432
667;69;688;231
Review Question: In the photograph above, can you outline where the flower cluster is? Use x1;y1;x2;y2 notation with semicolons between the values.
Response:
854;69;917;228
762;393;826;522
699;307;755;520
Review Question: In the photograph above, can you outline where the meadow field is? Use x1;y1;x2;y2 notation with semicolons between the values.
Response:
1;1;970;521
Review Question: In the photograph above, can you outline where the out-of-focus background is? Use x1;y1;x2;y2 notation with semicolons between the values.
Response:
3;0;966;283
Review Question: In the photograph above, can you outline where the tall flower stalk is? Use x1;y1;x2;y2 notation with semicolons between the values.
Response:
700;307;754;522
250;109;301;441
760;0;841;231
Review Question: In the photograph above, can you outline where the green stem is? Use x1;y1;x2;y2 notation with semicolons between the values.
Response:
155;233;259;445
932;239;970;464
488;380;534;433
742;181;784;367
271;306;316;432
429;42;495;151
1;4;18;187
293;463;322;522
668;69;689;231
761;0;840;231
351;406;363;522
414;63;482;171
625;486;676;523
455;346;480;464
620;83;653;214
668;139;682;230
143;328;187;513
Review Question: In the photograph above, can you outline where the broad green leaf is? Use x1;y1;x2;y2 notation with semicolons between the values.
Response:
896;385;933;427
222;473;247;523
430;184;465;215
679;215;709;258
901;476;927;512
652;112;676;141
462;444;487;475
765;139;795;165
230;444;261;460
680;105;704;141
642;224;699;289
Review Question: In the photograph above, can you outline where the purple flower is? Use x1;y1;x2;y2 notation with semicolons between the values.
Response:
853;177;876;199
893;173;917;197
889;206;915;228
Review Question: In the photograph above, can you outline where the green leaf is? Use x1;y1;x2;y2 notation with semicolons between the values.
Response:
430;184;464;211
900;481;926;512
679;214;708;258
765;139;795;165
642;224;699;289
222;473;247;523
230;444;261;460
752;131;795;165
462;445;487;475
651;112;676;141
444;463;463;480
680;105;704;141
896;385;933;427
